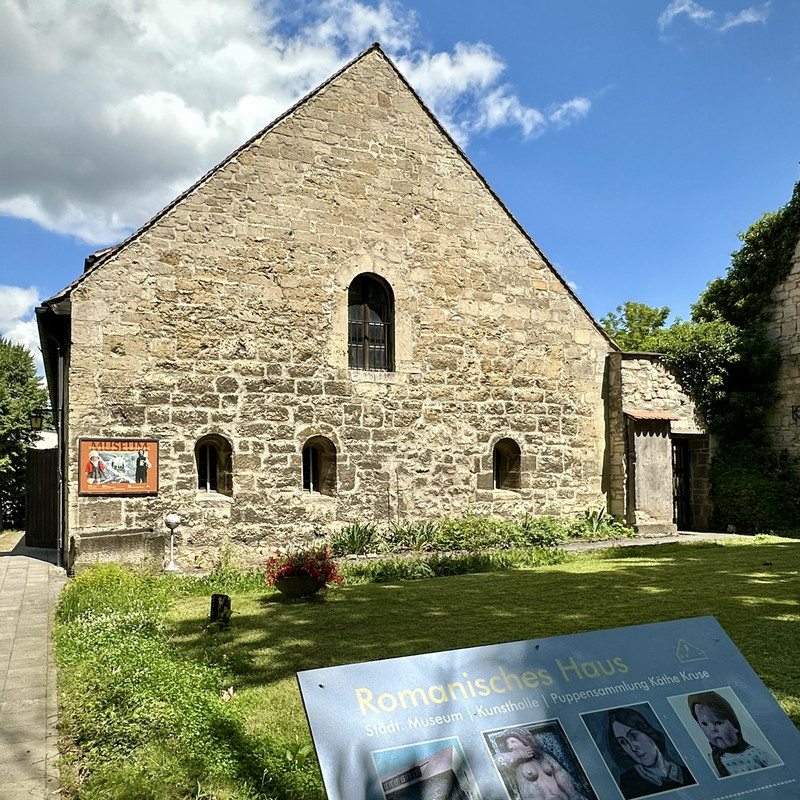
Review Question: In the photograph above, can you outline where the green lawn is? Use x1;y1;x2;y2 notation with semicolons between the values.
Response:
166;538;800;740
57;537;800;799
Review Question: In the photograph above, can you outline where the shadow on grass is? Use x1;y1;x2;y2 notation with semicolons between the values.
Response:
166;540;800;724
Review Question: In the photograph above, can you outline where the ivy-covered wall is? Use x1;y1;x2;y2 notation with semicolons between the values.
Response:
657;181;800;532
766;236;800;451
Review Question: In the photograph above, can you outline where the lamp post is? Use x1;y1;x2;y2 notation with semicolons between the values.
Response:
164;513;182;572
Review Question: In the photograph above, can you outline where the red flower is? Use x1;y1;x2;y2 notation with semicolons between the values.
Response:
264;546;344;589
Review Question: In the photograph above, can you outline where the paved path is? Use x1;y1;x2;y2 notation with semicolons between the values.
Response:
0;532;66;800
560;529;746;552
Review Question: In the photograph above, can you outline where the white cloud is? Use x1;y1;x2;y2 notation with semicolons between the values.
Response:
658;0;714;31
397;43;587;144
0;285;43;372
719;6;770;32
658;0;769;32
548;98;592;128
0;0;591;246
0;286;39;331
473;87;547;138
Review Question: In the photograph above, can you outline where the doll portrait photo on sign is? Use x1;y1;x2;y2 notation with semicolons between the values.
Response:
668;687;781;779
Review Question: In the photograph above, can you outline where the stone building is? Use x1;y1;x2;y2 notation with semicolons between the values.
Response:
36;44;710;570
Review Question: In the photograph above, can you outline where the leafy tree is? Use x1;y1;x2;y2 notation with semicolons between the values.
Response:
605;182;800;531
0;339;48;530
686;183;800;440
600;301;670;351
648;319;741;431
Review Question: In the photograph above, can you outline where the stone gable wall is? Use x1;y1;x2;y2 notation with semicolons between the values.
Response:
64;50;613;566
618;354;704;433
606;352;709;530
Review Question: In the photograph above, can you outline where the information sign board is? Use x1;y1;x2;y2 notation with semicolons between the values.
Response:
78;438;158;496
298;616;800;799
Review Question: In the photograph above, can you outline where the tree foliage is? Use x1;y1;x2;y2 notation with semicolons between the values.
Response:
600;301;669;351
685;181;800;442
0;339;48;529
602;182;800;531
648;319;741;430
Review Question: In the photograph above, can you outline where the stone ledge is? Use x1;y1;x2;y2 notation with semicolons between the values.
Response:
69;527;165;574
632;522;679;537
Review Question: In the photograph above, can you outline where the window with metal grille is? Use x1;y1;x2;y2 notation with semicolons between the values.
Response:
348;274;394;371
196;434;233;495
198;443;217;491
493;438;521;490
302;436;337;495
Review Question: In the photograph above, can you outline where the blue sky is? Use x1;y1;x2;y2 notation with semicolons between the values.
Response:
1;0;798;371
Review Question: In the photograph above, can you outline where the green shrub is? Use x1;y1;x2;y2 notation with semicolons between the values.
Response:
330;510;633;557
330;520;380;555
433;513;520;551
566;507;634;540
342;548;570;584
517;513;569;546
382;520;439;552
710;446;800;533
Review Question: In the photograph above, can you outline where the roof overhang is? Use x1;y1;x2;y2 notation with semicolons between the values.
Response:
36;301;71;410
624;410;679;421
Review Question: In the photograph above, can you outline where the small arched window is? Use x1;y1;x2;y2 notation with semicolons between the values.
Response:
196;434;233;495
493;438;521;491
302;436;337;496
348;274;394;371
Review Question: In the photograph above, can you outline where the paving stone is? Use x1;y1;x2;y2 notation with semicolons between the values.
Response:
2;684;46;701
0;738;46;765
0;549;66;799
2;780;48;800
6;668;47;691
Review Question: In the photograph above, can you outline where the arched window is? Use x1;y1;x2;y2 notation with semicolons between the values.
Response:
196;434;232;495
348;274;394;371
302;436;337;496
493;438;521;491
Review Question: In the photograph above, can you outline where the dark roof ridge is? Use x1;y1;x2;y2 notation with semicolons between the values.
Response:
44;42;384;305
43;41;616;348
370;48;615;349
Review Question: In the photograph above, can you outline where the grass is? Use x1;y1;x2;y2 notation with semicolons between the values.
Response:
56;536;800;799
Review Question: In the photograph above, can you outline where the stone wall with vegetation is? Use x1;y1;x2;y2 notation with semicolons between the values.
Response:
766;237;800;454
618;353;704;431
63;48;614;564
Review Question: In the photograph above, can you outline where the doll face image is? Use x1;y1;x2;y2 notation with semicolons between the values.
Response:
613;721;660;768
694;704;740;749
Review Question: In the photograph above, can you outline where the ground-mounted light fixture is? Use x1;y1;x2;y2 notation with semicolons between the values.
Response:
164;513;182;572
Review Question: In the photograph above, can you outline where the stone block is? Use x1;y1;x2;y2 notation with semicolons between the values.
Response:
70;528;165;573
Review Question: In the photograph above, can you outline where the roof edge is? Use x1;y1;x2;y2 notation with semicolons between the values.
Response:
42;43;385;306
371;48;618;349
43;41;618;350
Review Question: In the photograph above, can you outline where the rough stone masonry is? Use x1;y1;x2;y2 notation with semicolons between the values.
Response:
38;45;708;570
